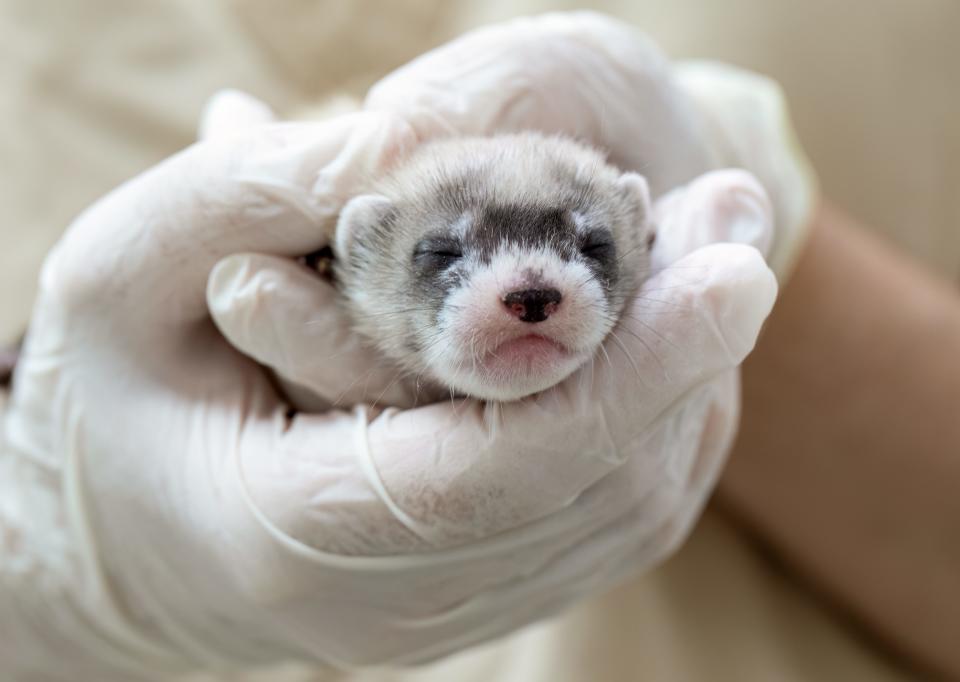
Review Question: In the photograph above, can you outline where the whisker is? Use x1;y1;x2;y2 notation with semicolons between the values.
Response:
597;342;613;373
331;365;385;406
619;313;679;351
629;296;691;310
607;329;646;388
369;369;406;411
611;325;666;377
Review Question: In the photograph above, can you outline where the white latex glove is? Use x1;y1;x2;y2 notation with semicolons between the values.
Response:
1;12;789;681
0;99;776;681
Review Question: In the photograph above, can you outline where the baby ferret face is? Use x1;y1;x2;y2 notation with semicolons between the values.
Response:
334;136;651;401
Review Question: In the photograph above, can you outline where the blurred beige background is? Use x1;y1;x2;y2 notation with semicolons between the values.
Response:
2;1;957;680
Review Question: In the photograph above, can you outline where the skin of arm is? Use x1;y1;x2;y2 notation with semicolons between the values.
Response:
719;201;960;680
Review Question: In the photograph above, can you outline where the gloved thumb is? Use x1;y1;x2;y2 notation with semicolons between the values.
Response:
207;254;420;409
651;169;772;269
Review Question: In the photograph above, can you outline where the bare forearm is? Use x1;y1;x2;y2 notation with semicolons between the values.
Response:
720;203;960;680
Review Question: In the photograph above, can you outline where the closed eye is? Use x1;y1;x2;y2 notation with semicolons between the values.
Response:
580;240;615;261
579;228;615;261
413;237;463;271
581;242;612;255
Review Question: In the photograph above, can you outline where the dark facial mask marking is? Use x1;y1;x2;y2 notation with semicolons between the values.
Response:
469;204;577;263
578;227;619;293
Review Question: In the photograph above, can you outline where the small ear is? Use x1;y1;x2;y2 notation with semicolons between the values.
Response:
616;172;651;220
335;194;393;257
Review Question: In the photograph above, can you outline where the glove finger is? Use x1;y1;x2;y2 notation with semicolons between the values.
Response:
207;253;420;409
198;89;278;140
43;111;418;344
650;169;773;269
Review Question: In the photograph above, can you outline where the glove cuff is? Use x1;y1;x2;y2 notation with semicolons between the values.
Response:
675;62;819;281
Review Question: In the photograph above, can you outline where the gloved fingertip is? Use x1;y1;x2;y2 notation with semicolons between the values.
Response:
199;89;278;141
702;244;778;362
650;169;774;268
702;169;774;257
622;243;776;390
207;253;337;333
207;254;255;318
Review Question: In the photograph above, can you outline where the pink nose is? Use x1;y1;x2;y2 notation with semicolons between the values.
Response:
502;288;562;323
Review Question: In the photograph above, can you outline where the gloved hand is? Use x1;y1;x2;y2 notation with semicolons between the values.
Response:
0;97;776;681
358;11;816;279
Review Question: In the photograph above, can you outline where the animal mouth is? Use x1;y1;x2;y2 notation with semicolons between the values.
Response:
480;333;571;373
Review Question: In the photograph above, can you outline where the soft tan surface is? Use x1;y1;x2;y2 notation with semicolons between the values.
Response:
2;1;956;680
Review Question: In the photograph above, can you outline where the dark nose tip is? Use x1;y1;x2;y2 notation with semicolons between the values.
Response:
502;288;563;323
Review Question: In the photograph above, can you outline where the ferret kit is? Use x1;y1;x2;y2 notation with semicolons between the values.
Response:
329;132;654;402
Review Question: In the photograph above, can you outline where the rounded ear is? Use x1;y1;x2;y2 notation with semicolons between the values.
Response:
616;172;652;221
335;194;393;258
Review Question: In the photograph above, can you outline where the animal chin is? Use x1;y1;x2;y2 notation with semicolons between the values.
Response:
440;333;585;401
484;333;569;368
